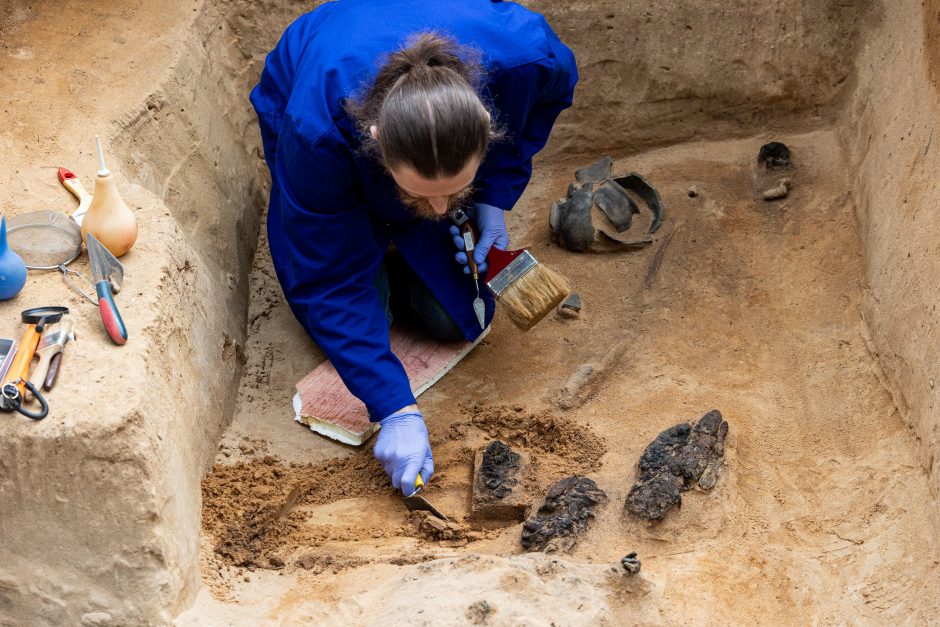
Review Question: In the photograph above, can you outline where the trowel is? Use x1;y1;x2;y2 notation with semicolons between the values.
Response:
86;233;127;345
403;475;448;521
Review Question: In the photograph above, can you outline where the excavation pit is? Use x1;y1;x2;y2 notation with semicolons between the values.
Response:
2;1;940;624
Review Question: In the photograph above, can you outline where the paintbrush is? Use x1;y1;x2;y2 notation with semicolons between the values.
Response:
29;316;74;395
485;247;570;332
451;208;570;332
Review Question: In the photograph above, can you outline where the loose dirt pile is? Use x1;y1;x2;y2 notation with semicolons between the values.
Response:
201;404;606;576
203;453;389;568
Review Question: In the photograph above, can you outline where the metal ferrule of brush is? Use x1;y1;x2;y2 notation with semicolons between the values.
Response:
487;249;537;297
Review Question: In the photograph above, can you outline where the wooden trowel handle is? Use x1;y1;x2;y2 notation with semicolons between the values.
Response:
44;352;63;391
459;222;480;277
29;345;61;397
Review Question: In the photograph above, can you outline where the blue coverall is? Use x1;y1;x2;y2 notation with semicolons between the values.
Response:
251;0;577;420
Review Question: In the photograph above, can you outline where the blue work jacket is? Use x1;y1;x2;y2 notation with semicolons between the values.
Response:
250;0;577;420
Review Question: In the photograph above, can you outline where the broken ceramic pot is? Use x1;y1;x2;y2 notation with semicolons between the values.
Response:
550;156;665;253
758;142;791;170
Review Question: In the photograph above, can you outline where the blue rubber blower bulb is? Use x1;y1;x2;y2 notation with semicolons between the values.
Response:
0;216;27;300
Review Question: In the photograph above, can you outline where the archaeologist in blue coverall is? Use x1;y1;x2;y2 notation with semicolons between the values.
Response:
251;0;577;496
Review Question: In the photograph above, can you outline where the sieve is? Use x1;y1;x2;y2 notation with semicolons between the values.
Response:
7;211;96;304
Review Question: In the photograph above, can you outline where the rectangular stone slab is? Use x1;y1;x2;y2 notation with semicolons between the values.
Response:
294;325;489;446
470;445;530;526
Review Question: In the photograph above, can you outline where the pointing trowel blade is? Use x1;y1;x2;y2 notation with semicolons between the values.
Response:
473;297;485;330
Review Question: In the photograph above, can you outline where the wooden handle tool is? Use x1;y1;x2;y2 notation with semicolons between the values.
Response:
59;167;92;226
44;326;74;391
458;221;486;329
29;317;73;394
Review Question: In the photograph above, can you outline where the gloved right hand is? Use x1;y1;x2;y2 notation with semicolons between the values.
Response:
449;203;509;275
373;408;434;495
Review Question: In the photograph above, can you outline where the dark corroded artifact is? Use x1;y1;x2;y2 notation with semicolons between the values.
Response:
621;552;641;574
521;476;607;552
758;142;790;169
470;441;529;524
575;155;612;184
550;183;595;252
625;410;729;520
479;440;520;499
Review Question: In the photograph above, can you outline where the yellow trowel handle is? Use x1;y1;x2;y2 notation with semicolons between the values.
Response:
415;475;425;490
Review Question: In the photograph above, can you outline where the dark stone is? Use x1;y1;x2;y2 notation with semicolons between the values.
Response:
758;142;791;169
621;552;641;574
575;156;612;184
479;440;520;499
594;179;640;232
560;292;582;313
625;410;729;520
521;476;607;552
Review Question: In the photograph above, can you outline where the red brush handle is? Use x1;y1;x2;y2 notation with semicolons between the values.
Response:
485;247;526;277
58;167;77;183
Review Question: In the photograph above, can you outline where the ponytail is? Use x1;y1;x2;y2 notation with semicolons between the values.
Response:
348;32;500;179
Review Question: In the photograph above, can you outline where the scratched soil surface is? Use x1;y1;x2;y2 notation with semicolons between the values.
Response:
182;132;940;624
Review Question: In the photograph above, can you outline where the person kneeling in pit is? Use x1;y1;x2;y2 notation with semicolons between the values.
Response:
251;0;577;494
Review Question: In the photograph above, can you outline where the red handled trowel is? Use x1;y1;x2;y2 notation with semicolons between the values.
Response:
86;233;128;345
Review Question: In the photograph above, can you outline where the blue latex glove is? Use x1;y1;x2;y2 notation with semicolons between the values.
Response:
450;202;509;275
373;409;434;495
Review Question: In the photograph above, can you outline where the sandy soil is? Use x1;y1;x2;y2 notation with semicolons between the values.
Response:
180;131;940;624
3;0;939;623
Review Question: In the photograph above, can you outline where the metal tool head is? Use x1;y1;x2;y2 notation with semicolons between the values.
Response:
473;297;485;329
403;490;449;521
85;233;124;292
403;476;448;521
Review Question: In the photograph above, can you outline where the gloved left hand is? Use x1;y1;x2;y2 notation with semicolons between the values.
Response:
373;409;434;495
450;202;509;275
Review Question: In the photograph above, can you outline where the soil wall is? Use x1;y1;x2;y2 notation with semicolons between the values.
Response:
844;0;940;497
0;1;274;624
534;0;868;159
0;0;884;624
